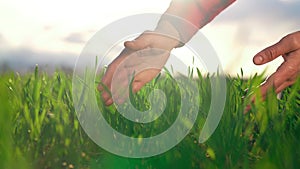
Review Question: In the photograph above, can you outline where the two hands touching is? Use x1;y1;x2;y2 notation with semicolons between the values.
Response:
98;31;300;106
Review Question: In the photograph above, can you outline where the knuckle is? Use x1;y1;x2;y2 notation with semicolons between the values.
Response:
263;48;277;60
290;36;299;47
284;33;300;47
273;78;280;87
286;62;298;73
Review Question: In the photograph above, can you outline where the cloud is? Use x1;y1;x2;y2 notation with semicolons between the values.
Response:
219;0;300;51
63;32;86;44
0;34;11;53
216;0;300;27
279;0;300;4
0;33;8;46
0;33;4;42
0;48;77;73
200;0;300;76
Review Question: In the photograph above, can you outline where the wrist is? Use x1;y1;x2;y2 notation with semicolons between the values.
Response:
154;19;184;49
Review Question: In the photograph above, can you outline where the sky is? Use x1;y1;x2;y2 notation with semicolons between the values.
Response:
0;0;299;76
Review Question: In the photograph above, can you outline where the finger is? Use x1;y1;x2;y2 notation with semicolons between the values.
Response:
275;80;296;94
99;74;112;101
101;91;112;104
259;76;282;99
124;36;151;50
105;98;113;106
121;51;145;68
100;65;126;104
275;69;299;93
99;66;114;92
135;68;160;81
112;88;129;105
111;79;130;103
97;83;104;91
132;81;146;93
244;97;255;114
103;48;134;75
259;62;296;98
253;36;298;65
258;49;300;102
99;80;111;102
259;75;283;98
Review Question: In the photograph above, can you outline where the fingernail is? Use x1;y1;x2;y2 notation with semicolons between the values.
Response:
254;56;263;64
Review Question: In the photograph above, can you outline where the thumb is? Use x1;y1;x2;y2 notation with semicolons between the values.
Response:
124;35;151;50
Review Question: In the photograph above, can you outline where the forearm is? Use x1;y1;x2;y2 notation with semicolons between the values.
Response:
156;0;236;47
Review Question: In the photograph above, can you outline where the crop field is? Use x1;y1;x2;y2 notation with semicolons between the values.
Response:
0;66;300;169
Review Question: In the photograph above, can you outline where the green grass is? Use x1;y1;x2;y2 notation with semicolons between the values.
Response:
0;66;300;169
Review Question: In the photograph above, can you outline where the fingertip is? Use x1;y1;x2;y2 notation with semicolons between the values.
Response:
102;92;111;102
253;55;264;65
97;84;103;91
132;82;145;93
124;41;133;47
124;40;138;50
124;38;148;50
105;99;113;106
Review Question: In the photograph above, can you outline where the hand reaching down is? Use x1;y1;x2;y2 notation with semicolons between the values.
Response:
253;31;300;98
98;31;180;106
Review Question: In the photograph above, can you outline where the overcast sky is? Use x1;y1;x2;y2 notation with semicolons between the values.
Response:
0;0;299;76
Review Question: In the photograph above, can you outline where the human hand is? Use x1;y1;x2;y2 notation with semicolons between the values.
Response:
244;31;300;112
98;31;180;106
253;31;300;98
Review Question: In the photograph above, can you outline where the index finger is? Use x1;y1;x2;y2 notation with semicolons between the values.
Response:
253;33;300;65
